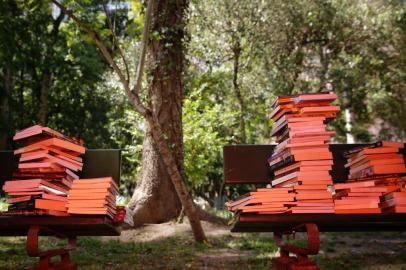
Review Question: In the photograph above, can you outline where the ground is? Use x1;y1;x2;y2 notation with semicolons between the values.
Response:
0;221;405;269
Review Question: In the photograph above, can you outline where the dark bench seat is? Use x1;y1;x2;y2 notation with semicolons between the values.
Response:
232;213;406;232
0;216;119;236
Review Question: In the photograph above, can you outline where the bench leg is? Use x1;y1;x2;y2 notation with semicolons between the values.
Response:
26;226;77;270
272;223;320;270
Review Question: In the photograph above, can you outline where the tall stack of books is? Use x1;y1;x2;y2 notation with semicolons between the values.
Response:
67;178;118;218
2;125;85;216
226;92;339;215
268;92;339;213
334;142;406;213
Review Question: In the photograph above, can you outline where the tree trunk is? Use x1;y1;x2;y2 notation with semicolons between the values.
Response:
0;66;12;150
128;0;206;242
52;0;207;242
36;73;52;125
128;123;182;226
232;39;247;143
36;12;63;125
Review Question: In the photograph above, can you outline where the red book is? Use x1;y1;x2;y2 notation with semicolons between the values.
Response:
300;106;340;114
293;92;337;104
335;208;381;214
15;138;85;156
35;199;67;212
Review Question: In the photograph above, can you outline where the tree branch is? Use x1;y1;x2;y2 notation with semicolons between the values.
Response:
50;0;150;117
102;3;131;84
131;0;154;96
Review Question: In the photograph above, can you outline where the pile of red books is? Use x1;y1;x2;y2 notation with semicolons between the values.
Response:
67;177;118;218
226;188;295;214
227;92;339;214
344;141;406;179
268;92;338;213
2;125;85;216
380;185;406;213
334;142;406;213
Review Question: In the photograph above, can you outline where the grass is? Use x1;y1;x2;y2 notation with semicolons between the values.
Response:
0;231;405;269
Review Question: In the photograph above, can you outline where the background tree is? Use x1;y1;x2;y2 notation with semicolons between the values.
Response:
51;0;207;242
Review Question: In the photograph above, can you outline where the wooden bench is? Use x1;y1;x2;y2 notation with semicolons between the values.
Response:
224;144;406;270
0;149;122;270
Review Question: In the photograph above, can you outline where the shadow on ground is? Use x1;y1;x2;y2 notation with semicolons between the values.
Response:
0;222;405;269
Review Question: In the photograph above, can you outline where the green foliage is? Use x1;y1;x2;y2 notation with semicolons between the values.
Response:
183;90;230;195
2;0;406;202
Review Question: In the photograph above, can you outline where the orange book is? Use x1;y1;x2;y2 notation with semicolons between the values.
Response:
294;92;337;103
73;178;118;190
335;203;379;209
35;199;67;212
20;153;82;172
377;141;404;148
335;208;381;214
250;196;295;203
350;186;398;193
335;198;380;204
300;106;340;113
15;138;85;156
67;201;109;208
347;153;403;166
255;187;293;192
296;193;332;200
298;112;337;119
272;171;331;186
382;192;406;200
347;158;404;170
379;198;406;208
18;162;61;169
346;192;383;197
362;147;401;155
69;189;113;194
382;206;406;213
292;150;333;161
277;179;332;188
289;136;333;144
291;209;334;214
294;185;328;190
334;180;377;190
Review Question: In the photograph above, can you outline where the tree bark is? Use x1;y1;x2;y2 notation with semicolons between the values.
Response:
36;11;64;125
0;66;12;150
128;0;206;242
232;39;247;143
52;0;207;242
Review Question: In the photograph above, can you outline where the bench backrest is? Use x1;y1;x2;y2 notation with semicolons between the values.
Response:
0;149;121;192
223;143;406;184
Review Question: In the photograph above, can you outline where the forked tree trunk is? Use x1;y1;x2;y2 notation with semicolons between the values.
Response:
128;0;206;241
52;0;207;242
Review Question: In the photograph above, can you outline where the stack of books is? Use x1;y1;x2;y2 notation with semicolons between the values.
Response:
67;177;118;218
268;92;339;213
2;125;85;216
380;184;406;213
344;141;406;179
334;142;406;213
226;188;295;214
226;92;339;215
